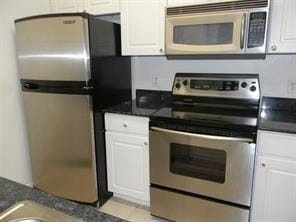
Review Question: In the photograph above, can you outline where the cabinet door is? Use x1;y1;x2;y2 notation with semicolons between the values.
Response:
84;0;119;15
267;0;296;53
251;156;296;222
106;131;150;202
50;0;84;13
120;0;166;55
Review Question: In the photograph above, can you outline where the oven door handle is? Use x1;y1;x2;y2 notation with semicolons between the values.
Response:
150;127;254;143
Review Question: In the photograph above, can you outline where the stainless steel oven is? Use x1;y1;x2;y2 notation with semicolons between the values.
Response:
165;0;270;55
150;127;255;206
149;73;260;222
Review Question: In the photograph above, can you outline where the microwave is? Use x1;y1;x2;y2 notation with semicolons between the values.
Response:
165;0;270;55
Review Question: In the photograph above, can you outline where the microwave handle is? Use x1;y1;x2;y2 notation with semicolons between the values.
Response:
240;13;246;49
150;127;254;143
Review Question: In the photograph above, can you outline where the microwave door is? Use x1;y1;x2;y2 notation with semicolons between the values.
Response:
166;12;247;55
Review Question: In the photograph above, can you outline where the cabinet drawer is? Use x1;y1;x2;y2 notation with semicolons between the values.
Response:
105;113;149;135
257;130;296;158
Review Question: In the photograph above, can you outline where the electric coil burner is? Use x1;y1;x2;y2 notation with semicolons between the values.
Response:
149;73;260;222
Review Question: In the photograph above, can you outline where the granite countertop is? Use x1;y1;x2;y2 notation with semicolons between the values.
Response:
105;89;171;117
259;97;296;134
0;177;126;222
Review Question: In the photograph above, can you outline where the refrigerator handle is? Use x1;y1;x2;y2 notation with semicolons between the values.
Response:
23;83;39;89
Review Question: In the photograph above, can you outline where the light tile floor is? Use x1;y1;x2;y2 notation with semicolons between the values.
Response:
99;197;169;222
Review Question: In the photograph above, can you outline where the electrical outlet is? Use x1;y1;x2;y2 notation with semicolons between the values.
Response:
288;79;296;94
152;74;159;88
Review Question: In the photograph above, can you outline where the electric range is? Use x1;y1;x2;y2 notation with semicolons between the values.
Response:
149;73;261;222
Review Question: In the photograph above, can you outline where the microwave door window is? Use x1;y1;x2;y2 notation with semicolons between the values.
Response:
173;23;234;45
170;143;227;183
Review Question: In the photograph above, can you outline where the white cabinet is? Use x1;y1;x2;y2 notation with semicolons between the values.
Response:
251;156;296;222
50;0;119;15
251;131;296;222
168;0;209;7
267;0;296;53
50;0;84;13
105;113;150;205
120;0;166;55
84;0;119;15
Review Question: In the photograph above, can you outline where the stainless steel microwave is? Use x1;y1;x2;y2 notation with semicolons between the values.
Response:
165;0;270;55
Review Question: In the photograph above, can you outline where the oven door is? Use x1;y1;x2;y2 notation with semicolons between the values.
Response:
165;11;247;55
149;127;255;206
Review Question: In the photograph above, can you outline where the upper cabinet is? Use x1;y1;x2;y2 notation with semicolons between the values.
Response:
84;0;119;15
120;0;167;56
267;0;296;53
50;0;119;15
168;0;209;7
50;0;84;13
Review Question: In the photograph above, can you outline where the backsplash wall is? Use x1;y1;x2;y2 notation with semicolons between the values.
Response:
131;55;296;99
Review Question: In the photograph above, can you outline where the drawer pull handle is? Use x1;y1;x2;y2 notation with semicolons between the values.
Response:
261;162;266;167
144;142;148;146
123;123;128;128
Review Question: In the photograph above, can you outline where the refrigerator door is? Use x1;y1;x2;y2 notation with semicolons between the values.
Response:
23;90;98;203
15;15;90;81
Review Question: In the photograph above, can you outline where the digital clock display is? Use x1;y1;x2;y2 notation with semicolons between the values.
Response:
190;80;239;91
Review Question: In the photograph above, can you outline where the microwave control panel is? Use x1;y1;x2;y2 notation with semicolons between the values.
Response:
247;12;267;48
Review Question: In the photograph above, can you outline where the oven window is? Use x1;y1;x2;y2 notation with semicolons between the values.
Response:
173;23;234;45
170;143;226;183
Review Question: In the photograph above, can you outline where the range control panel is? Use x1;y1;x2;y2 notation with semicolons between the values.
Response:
189;80;239;91
173;74;260;100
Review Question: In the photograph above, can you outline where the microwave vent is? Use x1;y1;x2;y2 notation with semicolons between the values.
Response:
167;0;268;16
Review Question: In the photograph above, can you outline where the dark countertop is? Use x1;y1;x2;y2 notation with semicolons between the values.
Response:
0;177;126;222
105;89;171;117
259;97;296;134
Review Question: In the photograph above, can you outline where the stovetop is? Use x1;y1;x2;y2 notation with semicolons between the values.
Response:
149;73;261;138
150;103;259;132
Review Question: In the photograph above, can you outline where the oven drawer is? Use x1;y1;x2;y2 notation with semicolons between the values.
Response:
105;113;149;135
149;127;255;206
151;187;249;222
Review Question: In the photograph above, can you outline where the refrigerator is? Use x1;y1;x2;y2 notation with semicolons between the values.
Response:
15;13;131;204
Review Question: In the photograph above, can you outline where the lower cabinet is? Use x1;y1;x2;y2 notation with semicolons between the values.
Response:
105;113;150;205
251;131;296;222
251;156;296;222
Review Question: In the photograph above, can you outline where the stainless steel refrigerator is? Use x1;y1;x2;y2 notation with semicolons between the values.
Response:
15;13;131;204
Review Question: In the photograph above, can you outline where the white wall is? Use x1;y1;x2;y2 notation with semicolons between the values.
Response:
0;0;50;185
132;55;296;99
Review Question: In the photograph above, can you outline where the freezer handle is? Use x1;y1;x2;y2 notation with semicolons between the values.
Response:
23;83;39;89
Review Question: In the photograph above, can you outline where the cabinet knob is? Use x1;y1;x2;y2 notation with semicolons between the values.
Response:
123;123;128;128
159;48;163;53
271;45;277;51
261;162;266;167
144;142;148;146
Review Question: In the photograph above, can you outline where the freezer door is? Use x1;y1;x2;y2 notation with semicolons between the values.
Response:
15;16;90;81
23;91;98;203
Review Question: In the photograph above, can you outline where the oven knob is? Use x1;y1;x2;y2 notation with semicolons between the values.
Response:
183;80;188;86
241;82;248;88
175;82;181;89
250;85;257;92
